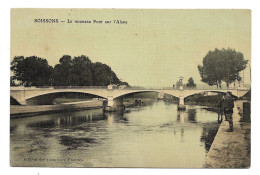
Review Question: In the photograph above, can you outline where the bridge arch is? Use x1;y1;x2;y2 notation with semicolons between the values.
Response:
25;91;106;105
10;89;109;105
182;90;242;99
184;91;234;100
25;90;108;100
10;96;21;105
112;90;179;99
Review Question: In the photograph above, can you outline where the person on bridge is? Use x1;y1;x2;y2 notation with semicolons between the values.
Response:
223;92;235;132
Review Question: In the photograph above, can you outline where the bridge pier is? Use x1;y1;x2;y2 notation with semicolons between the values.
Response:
105;96;125;112
178;95;186;111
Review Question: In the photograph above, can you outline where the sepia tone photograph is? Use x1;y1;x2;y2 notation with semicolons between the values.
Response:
10;9;251;168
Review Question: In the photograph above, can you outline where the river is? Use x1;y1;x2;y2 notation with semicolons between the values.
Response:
10;101;220;168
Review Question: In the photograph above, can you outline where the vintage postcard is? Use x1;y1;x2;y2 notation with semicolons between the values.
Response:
10;9;251;168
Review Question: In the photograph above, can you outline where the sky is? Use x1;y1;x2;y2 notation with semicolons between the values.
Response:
11;9;251;88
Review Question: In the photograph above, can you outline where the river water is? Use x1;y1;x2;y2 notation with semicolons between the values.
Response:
10;101;219;168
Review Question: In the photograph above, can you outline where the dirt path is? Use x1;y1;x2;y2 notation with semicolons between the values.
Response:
205;101;250;168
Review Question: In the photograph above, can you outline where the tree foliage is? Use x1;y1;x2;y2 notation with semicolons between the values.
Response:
198;48;248;88
11;56;53;86
10;76;16;86
52;55;73;86
186;77;196;88
91;62;120;86
71;55;93;86
11;55;128;87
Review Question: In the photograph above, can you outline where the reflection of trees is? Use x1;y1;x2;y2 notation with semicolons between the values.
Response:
27;111;106;129
59;135;98;150
187;109;197;123
200;123;219;151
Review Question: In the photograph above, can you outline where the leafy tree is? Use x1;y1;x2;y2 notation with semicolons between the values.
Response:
198;48;248;88
71;55;93;86
52;55;73;86
91;62;120;86
11;56;53;86
10;76;16;86
11;54;129;87
120;81;130;86
221;49;246;87
186;77;196;88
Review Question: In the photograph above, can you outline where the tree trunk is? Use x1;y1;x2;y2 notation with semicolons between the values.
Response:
226;82;229;88
219;81;222;89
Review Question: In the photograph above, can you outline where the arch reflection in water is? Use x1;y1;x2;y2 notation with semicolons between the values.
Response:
25;109;106;129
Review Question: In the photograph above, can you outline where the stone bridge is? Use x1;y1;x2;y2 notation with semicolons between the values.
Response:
10;86;250;110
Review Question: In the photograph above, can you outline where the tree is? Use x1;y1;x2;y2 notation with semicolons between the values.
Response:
70;55;93;86
186;77;196;88
10;76;16;86
52;55;73;86
221;49;247;87
120;81;130;86
11;54;129;87
11;56;53;86
91;62;120;86
198;48;248;88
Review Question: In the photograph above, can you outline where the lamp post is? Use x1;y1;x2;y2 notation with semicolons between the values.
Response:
179;76;184;90
49;78;53;88
177;75;186;110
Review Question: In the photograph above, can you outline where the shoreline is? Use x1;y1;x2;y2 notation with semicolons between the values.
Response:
10;100;104;118
204;100;250;168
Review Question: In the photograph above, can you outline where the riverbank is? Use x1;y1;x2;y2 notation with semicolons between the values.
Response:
10;100;104;118
204;100;250;168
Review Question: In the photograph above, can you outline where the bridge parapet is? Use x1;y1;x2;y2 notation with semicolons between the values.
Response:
10;86;250;107
11;86;249;91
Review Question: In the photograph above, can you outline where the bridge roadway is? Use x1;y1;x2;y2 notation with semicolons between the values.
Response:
10;86;250;109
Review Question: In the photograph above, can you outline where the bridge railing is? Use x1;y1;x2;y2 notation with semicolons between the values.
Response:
37;86;108;89
10;86;250;91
